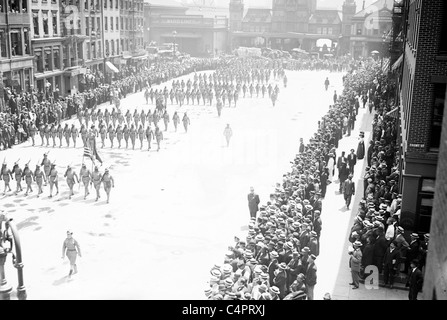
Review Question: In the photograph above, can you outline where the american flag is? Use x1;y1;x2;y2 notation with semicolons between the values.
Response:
83;146;93;161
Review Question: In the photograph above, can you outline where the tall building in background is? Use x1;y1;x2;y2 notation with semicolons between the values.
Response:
339;0;356;55
0;0;34;104
30;0;63;95
83;0;104;76
121;0;145;64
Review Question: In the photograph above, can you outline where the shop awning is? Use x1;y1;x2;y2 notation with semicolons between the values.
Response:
392;54;404;72
106;61;119;73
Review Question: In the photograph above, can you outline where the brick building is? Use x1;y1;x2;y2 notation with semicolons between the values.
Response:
0;0;34;101
396;0;447;236
120;0;145;64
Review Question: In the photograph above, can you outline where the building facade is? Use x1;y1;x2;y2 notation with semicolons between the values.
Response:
121;0;145;64
339;0;356;56
349;0;394;59
0;0;34;101
397;0;447;236
30;0;64;95
144;0;228;57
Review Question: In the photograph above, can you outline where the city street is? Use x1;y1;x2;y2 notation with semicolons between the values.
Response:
3;69;346;299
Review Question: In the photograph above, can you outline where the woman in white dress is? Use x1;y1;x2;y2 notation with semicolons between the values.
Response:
326;153;335;182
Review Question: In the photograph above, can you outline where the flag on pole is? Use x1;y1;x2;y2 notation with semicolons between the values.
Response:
83;145;93;161
91;139;103;164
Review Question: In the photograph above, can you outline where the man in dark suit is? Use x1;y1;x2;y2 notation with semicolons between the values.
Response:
373;227;388;273
406;259;423;300
305;254;317;300
247;186;260;220
337;151;347;176
343;174;355;210
383;241;401;289
405;233;421;274
347;149;357;174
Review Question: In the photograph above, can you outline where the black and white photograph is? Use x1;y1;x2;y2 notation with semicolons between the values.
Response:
0;0;445;302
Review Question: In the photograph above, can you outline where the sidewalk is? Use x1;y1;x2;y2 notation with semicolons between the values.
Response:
314;104;409;300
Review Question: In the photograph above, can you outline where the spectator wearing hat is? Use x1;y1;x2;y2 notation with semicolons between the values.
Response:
305;254;317;300
406;259;423;300
299;224;311;250
247;186;261;220
383;241;401;289
349;241;363;289
284;273;307;300
372;226;388;274
273;262;288;299
268;251;279;286
361;237;374;279
347;149;357;175
336;151;347;178
309;231;319;257
405;233;420;274
269;286;281;300
286;251;302;287
343;174;355;210
367;140;374;167
385;217;396;242
338;161;349;194
418;234;429;271
313;210;322;241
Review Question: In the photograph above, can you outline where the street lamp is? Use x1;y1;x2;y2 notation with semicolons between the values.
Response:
172;30;177;58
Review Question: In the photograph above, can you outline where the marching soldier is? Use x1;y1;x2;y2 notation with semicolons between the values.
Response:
84;109;91;128
63;124;71;147
182;112;190;133
50;123;57;148
92;166;102;201
155;126;163;152
111;108;118;128
100;168;115;204
1;162;13;194
44;123;51;147
118;110;125;127
22;163;34;196
57;123;64;147
216;98;223;118
39;123;45;146
223;124;233;147
71;124;79;148
116;124;123;149
34;165;44;196
133;109;140;128
163;110;170;132
77;108;83;126
145;125;153;151
49;163;59;198
99;123;107;148
13;161;23;193
91;108;98;125
125;109;132;127
97;109;104;125
29;121;37;146
80;124;88;147
105;108;111;128
140;109;146;128
41;153;51;185
138;124;145;149
130;124;137;150
64;165;79;200
172;111;180;132
79;163;92;200
123;124;130;149
107;124;115;148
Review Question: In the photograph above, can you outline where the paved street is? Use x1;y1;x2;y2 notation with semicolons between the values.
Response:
1;68;408;300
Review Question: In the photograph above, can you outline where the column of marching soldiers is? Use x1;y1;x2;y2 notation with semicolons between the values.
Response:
0;59;285;202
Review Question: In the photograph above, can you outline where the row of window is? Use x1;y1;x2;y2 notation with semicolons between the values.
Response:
83;16;144;35
34;46;61;73
32;10;59;37
0;28;30;58
0;0;29;13
82;0;144;12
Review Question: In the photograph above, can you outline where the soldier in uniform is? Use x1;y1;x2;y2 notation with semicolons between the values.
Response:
63;124;71;147
117;110;125;127
163;110;170;132
29;121;37;146
133;109;140;128
138;124;145;149
84;109;91;128
111;108;118;128
77;108;84;126
44;123;51;147
34;165;44;196
22;163;34;196
41;153;51;185
64;165;79;199
39;123;45;146
56;123;63;147
91;108;98;126
107;124;115;148
70;124;78;148
155;126;163;152
49;123;57;147
130;124;137;150
122;124;129;148
49;163;59;198
182;112;190;133
100;168;115;204
79;163;92;200
223;124;233;147
105;108;111;128
80;124;88;147
91;166;102;201
97;109;104;124
115;124;123;149
145;125;153;151
140;109;146;128
216;98;223;118
1;162;13;194
172;112;180;132
12;161;23;193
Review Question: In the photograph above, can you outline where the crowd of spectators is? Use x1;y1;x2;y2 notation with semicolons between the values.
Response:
204;58;384;300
